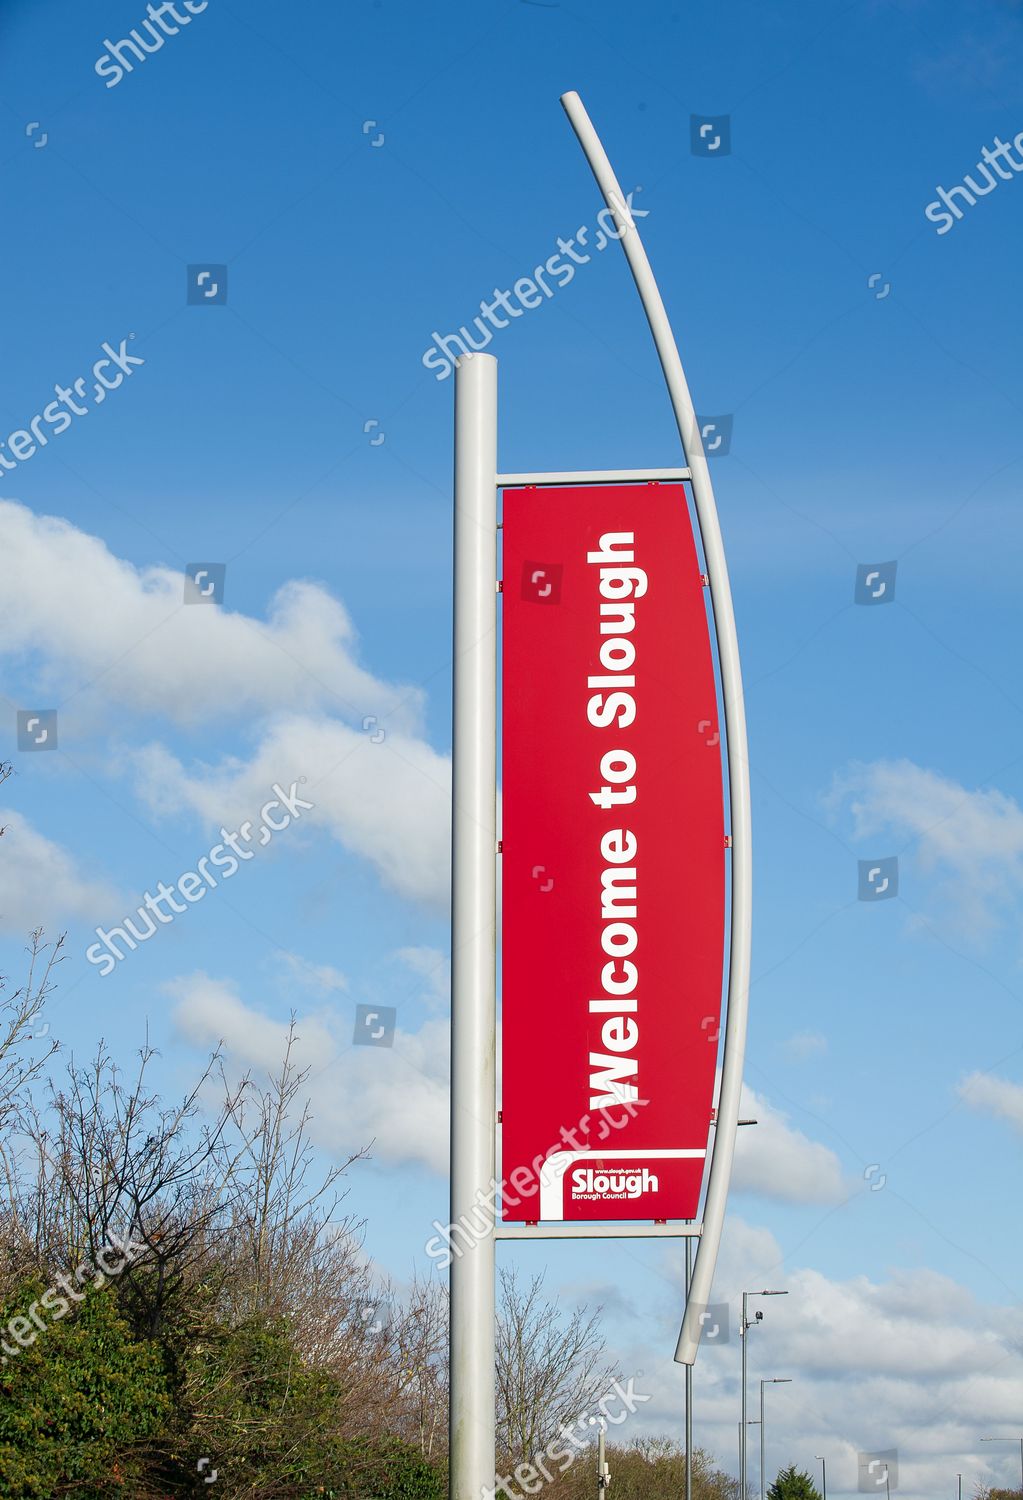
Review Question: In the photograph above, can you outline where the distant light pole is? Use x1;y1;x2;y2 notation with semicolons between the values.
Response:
981;1437;1023;1495
682;1132;757;1500
815;1454;827;1500
956;1474;961;1500
760;1378;792;1500
597;1418;608;1500
741;1291;788;1499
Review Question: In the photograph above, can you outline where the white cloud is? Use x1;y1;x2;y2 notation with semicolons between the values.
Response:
0;499;422;731
395;946;450;1012
0;808;121;933
730;1082;848;1204
775;1264;999;1378
128;715;450;906
274;950;348;997
830;758;1023;936
171;970;844;1209
624;1219;1023;1500
958;1070;1023;1133
169;971;449;1173
781;1031;828;1061
0;502;452;909
699;1221;998;1380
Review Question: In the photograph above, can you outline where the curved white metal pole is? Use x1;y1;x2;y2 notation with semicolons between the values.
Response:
560;90;752;1366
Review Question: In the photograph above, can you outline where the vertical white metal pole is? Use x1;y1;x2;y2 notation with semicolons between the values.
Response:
685;1235;693;1500
740;1295;748;1500
450;351;498;1500
760;1381;766;1500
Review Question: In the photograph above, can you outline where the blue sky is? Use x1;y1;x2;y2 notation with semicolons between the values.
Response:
2;0;1023;1495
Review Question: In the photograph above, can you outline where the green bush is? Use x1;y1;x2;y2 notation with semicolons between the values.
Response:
0;1277;171;1498
336;1434;444;1500
174;1315;338;1494
175;1316;441;1499
0;1281;444;1499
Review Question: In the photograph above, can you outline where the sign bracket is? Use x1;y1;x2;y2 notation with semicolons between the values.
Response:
497;467;691;487
495;1223;703;1240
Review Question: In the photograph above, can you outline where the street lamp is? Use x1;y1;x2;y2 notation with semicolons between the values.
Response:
760;1378;792;1500
741;1291;788;1499
981;1437;1023;1495
815;1454;827;1500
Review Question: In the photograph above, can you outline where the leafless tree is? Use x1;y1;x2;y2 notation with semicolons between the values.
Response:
0;768;63;1271
496;1266;620;1468
0;927;64;1297
214;1025;360;1292
0;929;62;1155
540;1438;741;1500
211;1020;370;1339
389;1272;450;1459
19;1036;247;1348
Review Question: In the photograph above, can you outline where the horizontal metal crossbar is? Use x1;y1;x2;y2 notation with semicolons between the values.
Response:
497;467;691;487
494;1222;702;1240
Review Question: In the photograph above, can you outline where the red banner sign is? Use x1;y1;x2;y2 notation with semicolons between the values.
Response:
501;483;725;1221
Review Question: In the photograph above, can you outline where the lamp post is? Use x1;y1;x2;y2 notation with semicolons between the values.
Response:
759;1378;792;1500
741;1291;788;1499
815;1454;827;1500
956;1474;961;1500
981;1438;1023;1496
597;1419;609;1500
